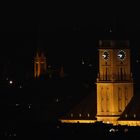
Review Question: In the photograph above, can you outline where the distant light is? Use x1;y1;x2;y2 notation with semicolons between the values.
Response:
9;80;13;84
134;114;136;118
16;104;19;106
88;64;92;67
48;65;51;68
125;114;128;118
81;57;85;64
109;28;112;32
124;128;128;133
109;128;115;133
70;113;73;117
19;85;22;88
56;125;60;129
6;78;8;80
56;98;59;102
28;104;32;109
13;133;16;137
107;121;110;124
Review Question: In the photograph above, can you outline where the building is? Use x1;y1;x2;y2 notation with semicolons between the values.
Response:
96;40;133;123
34;50;66;79
34;51;47;78
60;40;140;126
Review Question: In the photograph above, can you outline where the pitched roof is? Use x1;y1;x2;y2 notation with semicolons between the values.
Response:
60;92;97;120
119;91;140;120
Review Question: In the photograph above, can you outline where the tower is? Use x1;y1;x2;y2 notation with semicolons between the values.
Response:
34;51;47;78
96;40;134;123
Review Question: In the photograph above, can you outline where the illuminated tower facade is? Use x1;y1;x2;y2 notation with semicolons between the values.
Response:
96;40;133;122
34;51;47;78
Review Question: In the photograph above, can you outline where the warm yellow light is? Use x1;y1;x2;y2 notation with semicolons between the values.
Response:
60;119;96;123
60;119;140;126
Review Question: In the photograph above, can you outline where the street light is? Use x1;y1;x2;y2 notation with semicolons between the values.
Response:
9;80;13;84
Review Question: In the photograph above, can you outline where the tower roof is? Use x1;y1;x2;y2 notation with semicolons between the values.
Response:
99;40;130;49
119;92;140;120
60;92;96;121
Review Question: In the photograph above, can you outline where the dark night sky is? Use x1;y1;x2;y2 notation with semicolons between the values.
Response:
0;2;140;79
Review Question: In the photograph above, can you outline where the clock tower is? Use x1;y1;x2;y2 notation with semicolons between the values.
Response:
96;40;134;123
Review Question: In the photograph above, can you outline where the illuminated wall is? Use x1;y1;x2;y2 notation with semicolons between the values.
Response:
34;52;47;78
96;40;133;122
60;119;140;126
59;40;136;126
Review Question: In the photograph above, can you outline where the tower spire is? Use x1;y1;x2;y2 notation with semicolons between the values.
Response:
34;25;47;78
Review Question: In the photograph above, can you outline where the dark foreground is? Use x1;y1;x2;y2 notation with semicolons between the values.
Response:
1;121;140;139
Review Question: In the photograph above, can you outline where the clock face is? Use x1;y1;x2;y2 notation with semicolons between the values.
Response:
102;50;109;60
117;50;126;60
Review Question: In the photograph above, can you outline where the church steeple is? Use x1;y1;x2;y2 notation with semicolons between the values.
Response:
34;50;47;78
34;24;47;78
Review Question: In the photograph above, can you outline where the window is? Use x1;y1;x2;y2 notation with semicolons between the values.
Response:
125;114;128;118
134;114;136;118
70;113;73;117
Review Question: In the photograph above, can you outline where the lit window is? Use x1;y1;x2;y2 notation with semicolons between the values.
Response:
124;128;128;133
28;104;32;109
87;113;90;117
13;133;16;137
16;104;19;106
125;114;128;118
70;113;73;117
88;64;92;67
56;98;59;102
57;125;60;129
134;114;136;118
9;80;13;84
79;113;81;117
109;128;115;132
81;57;85;65
48;65;51;68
